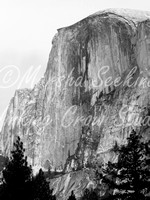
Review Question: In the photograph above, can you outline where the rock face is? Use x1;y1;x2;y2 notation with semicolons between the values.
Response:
1;8;150;199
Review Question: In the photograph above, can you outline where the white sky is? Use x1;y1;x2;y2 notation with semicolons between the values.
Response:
0;0;150;129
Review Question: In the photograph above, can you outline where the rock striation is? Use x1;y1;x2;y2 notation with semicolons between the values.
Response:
1;8;150;199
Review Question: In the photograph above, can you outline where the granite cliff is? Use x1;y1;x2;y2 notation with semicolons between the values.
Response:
1;8;150;199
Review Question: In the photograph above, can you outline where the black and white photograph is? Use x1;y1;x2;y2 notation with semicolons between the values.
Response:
0;0;150;199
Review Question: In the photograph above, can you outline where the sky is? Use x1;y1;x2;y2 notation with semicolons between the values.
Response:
0;0;150;129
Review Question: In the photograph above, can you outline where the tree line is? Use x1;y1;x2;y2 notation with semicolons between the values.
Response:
0;137;56;200
68;129;150;199
1;129;150;200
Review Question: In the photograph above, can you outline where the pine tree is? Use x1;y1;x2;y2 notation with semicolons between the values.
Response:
101;130;150;200
32;168;56;200
1;136;32;200
68;190;76;200
81;188;99;200
0;137;56;200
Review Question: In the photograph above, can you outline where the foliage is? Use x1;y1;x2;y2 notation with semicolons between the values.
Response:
100;130;150;200
32;168;56;200
68;191;76;200
0;136;56;200
1;136;32;200
81;188;99;200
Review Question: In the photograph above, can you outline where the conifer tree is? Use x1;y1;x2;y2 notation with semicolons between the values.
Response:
1;136;32;200
101;130;150;200
68;190;76;200
0;137;57;200
81;188;99;200
32;168;56;200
